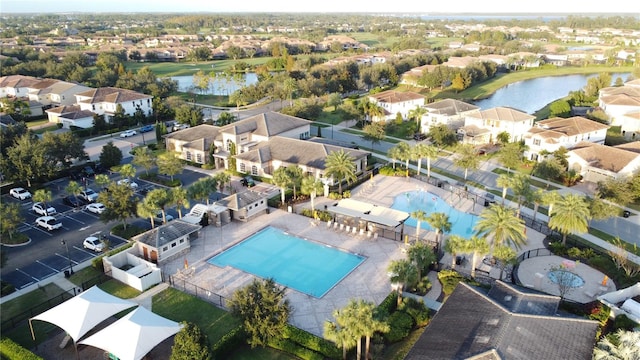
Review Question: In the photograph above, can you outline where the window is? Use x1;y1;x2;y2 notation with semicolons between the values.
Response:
196;153;202;163
226;139;233;151
186;152;192;161
533;139;541;146
179;239;184;244
251;165;258;176
240;163;246;172
171;242;176;248
162;246;168;251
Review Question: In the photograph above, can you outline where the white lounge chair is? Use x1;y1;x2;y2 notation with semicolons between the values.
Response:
352;227;357;234
373;233;378;240
334;222;339;229
359;229;365;236
339;224;344;231
327;221;332;228
345;225;350;233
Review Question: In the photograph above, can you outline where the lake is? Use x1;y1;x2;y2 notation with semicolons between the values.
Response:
169;73;259;96
473;72;631;114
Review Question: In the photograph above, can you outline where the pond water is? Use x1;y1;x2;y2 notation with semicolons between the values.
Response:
473;72;631;114
169;73;259;95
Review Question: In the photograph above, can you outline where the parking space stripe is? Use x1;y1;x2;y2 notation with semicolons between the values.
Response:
36;260;59;272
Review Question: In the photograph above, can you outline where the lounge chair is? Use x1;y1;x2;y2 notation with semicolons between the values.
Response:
373;233;378;240
352;227;357;234
345;225;350;233
359;229;365;236
339;224;344;231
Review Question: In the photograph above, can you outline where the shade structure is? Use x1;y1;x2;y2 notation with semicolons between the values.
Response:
78;307;183;360
30;286;137;343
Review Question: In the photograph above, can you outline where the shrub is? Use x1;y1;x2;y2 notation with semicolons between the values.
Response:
0;338;43;360
267;338;325;360
300;209;332;222
437;269;465;296
399;297;431;327
1;280;16;296
282;325;341;359
212;326;245;358
613;314;637;331
383;311;414;343
548;241;568;256
378;165;406;177
567;247;582;259
376;292;398;318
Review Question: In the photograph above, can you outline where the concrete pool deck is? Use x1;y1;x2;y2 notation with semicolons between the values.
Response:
161;175;607;337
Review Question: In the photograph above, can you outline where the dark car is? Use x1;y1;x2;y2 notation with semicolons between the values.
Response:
63;195;86;207
140;124;154;133
81;166;95;178
241;176;256;187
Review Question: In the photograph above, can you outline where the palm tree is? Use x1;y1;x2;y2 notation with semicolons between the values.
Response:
493;245;517;280
132;146;155;176
593;329;640;360
444;235;467;269
426;212;451;253
137;201;158;228
531;188;545;222
272;167;291;205
474;204;527;250
345;299;389;360
542;191;562;220
187;180;208;205
213;171;231;194
496;173;511;205
408;105;427;129
325;150;357;195
283;77;297;107
387;259;418;306
414;143;438;178
33;189;53;215
510;173;532;217
286;165;303;200
463;236;490;278
324;318;357;360
453;143;480;181
548;193;590;246
407;242;436;280
144;188;171;224
119;163;136;181
387;146;401;170
94;174;111;190
170;187;190;219
301;175;324;213
394;142;412;177
65;181;82;203
411;210;429;239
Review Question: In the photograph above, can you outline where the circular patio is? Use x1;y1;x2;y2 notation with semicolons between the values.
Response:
517;254;615;303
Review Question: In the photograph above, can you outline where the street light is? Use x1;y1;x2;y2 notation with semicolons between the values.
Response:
61;239;74;277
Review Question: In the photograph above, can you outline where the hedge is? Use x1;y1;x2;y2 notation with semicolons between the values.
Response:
212;326;245;358
0;338;43;360
383;311;414;343
283;324;341;359
267;338;324;360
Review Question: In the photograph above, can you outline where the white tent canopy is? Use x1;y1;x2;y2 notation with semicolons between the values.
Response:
78;306;182;360
30;286;137;343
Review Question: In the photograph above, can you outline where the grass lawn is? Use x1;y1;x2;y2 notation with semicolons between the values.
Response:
152;287;241;345
98;279;141;299
1;284;67;323
228;346;298;360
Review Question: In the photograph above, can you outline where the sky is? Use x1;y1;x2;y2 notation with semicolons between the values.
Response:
1;0;638;14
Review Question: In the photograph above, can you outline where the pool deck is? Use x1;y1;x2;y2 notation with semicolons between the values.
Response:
162;175;613;338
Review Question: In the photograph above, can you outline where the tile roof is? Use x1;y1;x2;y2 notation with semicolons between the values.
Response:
404;282;598;360
466;107;535;122
0;74;41;88
527;116;609;140
571;141;640;173
369;90;424;104
165;124;219;143
75;86;151;104
46;105;81;115
220;111;311;137
132;220;201;248
614;141;640;154
218;190;265;211
425;99;480;116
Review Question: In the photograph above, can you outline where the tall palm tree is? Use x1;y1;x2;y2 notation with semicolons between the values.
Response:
325;150;356;195
493;245;517;280
170;187;190;219
474;204;527;250
324;318;357;360
33;189;53;215
144;188;171;224
394;142;412;177
213;171;231;194
65;181;82;204
301;175;324;213
272;167;291;205
286;165;303;200
510;173;532;217
444;235;467;269
407;242;436;280
387;259;418;306
137;201;158;228
453;143;480;181
496;173;511;205
548;193;590;246
408;105;428;129
463;236;490;278
414;143;438;178
387;145;401;170
345;299;389;360
426;212;451;253
531;188;545;222
542;191;562;220
411;210;429;239
187;180;208;205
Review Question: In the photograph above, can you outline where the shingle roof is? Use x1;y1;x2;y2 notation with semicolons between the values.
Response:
425;99;479;116
218;190;265;211
614;141;640;154
165;124;219;142
404;281;598;360
132;220;201;248
46;105;81;115
527;116;610;140
466;107;535;122
571;141;640;173
75;87;151;104
220;111;311;137
369;90;424;104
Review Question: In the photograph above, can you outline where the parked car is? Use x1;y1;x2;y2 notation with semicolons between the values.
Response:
120;130;137;138
63;195;85;207
35;216;62;231
32;202;57;216
79;189;99;203
153;211;174;224
139;124;154;133
81;166;95;178
9;187;32;200
86;202;106;215
83;236;104;252
241;176;256;187
172;123;190;132
117;179;139;189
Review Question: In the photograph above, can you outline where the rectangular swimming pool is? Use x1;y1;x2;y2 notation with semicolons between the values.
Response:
208;226;365;298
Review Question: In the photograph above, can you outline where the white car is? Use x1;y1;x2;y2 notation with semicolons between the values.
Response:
32;202;57;216
9;187;32;200
86;202;106;215
35;216;62;231
153;211;174;224
120;130;137;138
83;236;104;252
117;179;139;189
79;188;99;203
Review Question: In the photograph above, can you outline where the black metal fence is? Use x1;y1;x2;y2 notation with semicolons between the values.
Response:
1;291;73;333
167;275;228;310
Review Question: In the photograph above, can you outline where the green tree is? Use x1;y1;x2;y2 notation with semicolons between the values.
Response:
157;153;184;181
213;171;231;194
272;167;291;205
496;131;511;145
593;329;640;360
394;142;413;177
187;180;208;205
493;245;517;280
343;299;390;360
33;189;53;215
301;175;324;213
474;204;527;250
387;259;418;306
542;191;563;220
65;181;82;204
170;187;190;219
407;241;436;280
549;100;572;117
0;202;23;241
361;122;386;152
132;146;156;176
286;165;303;200
426;212;451;253
427;124;456;148
413;143;438;178
327;92;342;111
408;105;427;128
97;183;136;229
324;312;357;360
228;278;290;348
453;143;480;180
496;173;511;205
444;235;467;269
170;322;212;360
119;163;136;181
325;150;357;195
144;188;172;224
411;210;429;239
463;236;490;278
40;132;87;169
99;141;123;169
548;193;590;246
497;142;523;173
5;134;48;187
137;201;158;228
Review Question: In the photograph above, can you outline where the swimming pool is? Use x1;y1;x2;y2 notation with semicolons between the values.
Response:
208;226;365;298
391;190;479;238
547;270;585;288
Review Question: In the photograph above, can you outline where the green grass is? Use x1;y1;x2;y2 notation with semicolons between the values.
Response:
67;266;102;287
152;287;241;345
97;279;141;299
1;284;66;322
491;168;560;190
228;346;297;360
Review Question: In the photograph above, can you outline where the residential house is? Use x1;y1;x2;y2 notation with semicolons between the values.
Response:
459;106;535;144
46;105;96;129
234;136;369;187
164;112;312;169
405;281;599;360
368;90;425;122
0;75;41;98
523;116;610;162
567;141;640;182
28;80;92;108
420;99;480;133
599;81;640;139
130;220;201;265
74;87;153;122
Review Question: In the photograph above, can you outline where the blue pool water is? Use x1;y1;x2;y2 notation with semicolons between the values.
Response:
391;190;479;238
208;226;365;298
547;270;585;288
